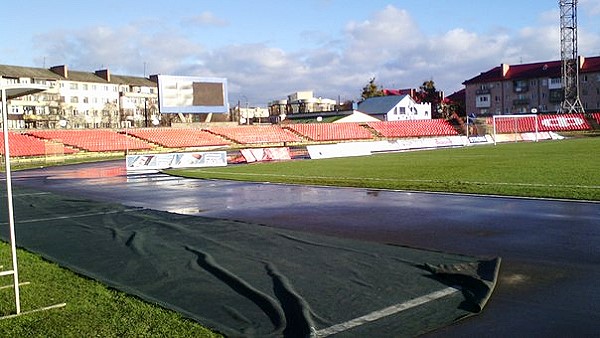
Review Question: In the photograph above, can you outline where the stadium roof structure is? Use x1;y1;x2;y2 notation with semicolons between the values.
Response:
463;55;600;85
1;83;49;99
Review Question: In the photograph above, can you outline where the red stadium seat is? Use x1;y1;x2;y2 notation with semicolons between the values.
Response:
206;125;302;144
285;123;373;141
0;132;78;157
126;128;231;148
26;129;153;152
366;119;459;138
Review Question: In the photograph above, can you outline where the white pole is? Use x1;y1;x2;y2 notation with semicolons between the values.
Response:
535;114;539;142
493;116;497;145
1;87;21;314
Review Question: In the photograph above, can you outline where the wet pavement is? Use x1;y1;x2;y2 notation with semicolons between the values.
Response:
10;160;600;337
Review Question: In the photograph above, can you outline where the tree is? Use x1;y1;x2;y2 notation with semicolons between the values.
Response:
360;77;384;100
415;80;444;119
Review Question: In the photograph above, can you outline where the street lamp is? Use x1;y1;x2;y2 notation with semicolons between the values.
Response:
144;98;148;128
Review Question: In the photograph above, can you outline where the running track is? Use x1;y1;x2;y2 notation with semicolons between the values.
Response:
11;160;600;337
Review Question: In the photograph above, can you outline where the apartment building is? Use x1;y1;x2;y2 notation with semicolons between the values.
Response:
463;55;600;116
0;64;158;129
268;91;338;118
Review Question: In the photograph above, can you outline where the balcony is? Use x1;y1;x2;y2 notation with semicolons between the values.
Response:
475;88;491;95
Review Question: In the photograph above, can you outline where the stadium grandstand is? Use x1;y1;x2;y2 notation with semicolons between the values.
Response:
205;125;302;144
486;113;591;133
592;112;600;125
0;132;78;157
126;128;231;148
0;114;598;160
25;129;153;152
284;122;374;142
367;119;459;138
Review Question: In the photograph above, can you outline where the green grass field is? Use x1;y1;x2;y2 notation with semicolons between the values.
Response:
168;138;600;201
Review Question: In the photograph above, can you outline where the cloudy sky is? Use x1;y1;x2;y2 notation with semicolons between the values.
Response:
1;0;600;106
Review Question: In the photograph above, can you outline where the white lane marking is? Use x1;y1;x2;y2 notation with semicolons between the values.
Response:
315;286;459;337
0;209;139;225
192;171;600;190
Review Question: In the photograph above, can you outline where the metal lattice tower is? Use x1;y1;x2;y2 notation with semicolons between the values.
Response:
559;0;585;113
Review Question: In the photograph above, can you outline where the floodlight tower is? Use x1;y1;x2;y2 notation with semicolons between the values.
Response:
559;0;585;114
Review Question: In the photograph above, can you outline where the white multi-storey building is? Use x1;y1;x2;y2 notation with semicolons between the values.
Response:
0;64;158;129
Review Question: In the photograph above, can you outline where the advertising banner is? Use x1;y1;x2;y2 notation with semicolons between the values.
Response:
240;147;291;163
307;136;468;159
126;151;227;172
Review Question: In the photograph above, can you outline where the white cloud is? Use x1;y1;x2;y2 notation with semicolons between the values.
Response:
182;11;228;27
30;4;588;106
34;23;205;76
580;0;600;16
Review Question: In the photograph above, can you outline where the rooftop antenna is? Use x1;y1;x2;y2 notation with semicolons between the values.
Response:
559;0;585;114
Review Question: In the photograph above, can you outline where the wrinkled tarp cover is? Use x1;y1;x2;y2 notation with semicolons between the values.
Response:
1;188;500;337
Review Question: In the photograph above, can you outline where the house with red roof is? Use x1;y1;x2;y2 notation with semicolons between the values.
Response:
462;55;600;116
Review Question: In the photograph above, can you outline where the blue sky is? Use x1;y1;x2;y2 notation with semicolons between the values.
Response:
2;0;600;106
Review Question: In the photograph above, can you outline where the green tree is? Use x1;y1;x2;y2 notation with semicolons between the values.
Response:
360;77;384;100
416;80;444;118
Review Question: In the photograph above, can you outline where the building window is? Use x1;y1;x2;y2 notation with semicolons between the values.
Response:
70;83;78;90
476;94;491;108
82;84;88;90
70;96;79;103
513;80;529;93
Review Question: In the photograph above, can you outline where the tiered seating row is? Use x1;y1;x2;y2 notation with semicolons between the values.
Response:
487;113;591;133
0;132;78;157
26;130;153;152
206;125;303;144
284;123;374;141
126;128;231;148
367;119;459;138
9;114;595;157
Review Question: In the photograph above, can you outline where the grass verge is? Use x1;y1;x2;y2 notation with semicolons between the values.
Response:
167;138;600;201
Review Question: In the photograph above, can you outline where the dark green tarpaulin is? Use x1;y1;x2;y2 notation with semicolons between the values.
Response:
1;188;500;337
